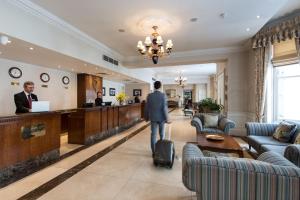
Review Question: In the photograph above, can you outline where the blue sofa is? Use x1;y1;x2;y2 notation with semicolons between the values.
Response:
191;113;235;134
182;143;300;200
246;122;300;167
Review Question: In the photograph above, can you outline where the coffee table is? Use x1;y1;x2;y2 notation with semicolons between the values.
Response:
195;133;244;158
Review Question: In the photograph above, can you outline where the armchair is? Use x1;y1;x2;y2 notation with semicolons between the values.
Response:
245;122;300;167
182;143;300;200
191;113;235;134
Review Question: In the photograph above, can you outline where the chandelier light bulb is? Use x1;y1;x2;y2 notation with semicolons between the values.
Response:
145;36;152;46
156;36;163;45
137;41;143;48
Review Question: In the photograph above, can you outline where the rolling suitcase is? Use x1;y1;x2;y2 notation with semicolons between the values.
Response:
153;123;175;168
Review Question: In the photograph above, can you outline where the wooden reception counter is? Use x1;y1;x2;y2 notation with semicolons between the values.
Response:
0;103;143;183
0;111;61;182
68;103;142;145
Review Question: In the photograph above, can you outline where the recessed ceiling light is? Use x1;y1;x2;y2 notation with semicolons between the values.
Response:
118;29;125;33
7;40;12;44
256;15;261;19
246;28;250;32
29;47;34;50
190;18;198;22
220;13;226;19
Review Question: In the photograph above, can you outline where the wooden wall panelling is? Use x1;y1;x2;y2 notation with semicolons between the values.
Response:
68;110;85;144
101;107;108;132
113;106;119;127
77;74;103;108
85;110;101;138
107;107;114;130
0;113;61;169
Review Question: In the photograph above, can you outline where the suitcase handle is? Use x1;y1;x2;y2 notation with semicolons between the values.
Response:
166;123;172;140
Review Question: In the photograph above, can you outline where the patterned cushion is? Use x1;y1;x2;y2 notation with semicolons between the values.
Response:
273;121;296;142
203;114;218;128
294;132;300;144
201;128;224;134
292;128;300;143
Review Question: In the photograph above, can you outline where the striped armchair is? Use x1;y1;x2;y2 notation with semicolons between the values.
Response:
191;113;235;134
182;143;300;200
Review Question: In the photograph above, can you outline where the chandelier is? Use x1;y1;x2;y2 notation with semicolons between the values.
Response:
175;73;187;87
137;26;173;64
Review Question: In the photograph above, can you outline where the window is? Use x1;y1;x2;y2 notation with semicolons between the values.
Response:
273;64;300;121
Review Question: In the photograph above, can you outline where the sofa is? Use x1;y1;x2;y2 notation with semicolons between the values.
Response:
182;143;300;200
246;122;300;167
191;113;235;134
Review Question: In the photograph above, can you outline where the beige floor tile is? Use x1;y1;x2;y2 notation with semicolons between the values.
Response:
131;155;183;187
38;171;128;200
84;152;146;179
112;179;192;200
0;166;66;200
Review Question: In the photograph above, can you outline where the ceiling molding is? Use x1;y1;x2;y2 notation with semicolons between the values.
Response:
124;45;247;63
8;0;124;60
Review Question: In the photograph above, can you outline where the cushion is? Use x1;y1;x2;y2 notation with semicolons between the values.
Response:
257;151;296;167
294;132;300;144
261;144;286;155
247;136;289;154
203;114;218;128
273;121;297;142
202;128;224;134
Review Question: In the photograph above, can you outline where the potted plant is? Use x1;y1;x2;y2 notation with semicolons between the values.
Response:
198;98;224;113
116;92;127;105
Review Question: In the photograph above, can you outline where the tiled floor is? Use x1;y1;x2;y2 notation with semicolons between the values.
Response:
0;109;252;200
59;134;83;156
39;109;196;200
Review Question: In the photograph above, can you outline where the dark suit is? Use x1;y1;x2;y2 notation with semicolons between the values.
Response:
14;91;38;113
144;90;169;153
95;97;103;106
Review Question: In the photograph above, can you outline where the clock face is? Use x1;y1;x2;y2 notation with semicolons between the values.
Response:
40;73;50;83
9;67;22;79
62;76;70;85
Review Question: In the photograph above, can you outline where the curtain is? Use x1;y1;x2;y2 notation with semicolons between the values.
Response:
254;46;272;122
252;14;300;49
296;37;300;63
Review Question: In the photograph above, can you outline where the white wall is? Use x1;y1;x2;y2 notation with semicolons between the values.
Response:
0;58;77;115
0;1;154;85
102;79;125;105
125;83;151;101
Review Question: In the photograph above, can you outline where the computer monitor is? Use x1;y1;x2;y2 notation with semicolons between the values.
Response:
104;102;112;106
31;101;50;112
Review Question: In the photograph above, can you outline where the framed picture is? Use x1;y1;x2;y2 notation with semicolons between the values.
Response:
166;89;176;98
133;89;142;96
109;88;116;96
102;87;106;96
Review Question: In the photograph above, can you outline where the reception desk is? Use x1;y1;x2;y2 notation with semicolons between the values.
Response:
0;103;143;184
0;111;61;182
68;103;142;145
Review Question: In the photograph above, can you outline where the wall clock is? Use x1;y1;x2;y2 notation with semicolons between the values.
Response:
62;76;70;85
40;73;50;83
8;67;22;79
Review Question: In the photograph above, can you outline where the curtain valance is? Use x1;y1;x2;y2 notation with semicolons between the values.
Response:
252;14;300;49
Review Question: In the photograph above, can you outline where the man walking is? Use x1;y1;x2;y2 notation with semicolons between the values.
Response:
145;81;170;157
